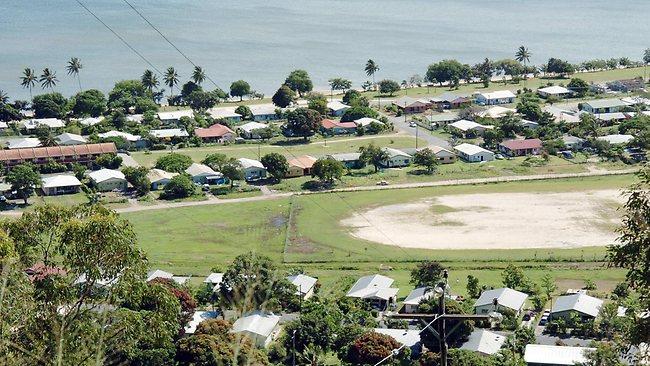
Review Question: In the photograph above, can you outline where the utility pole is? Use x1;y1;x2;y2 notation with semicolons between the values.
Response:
292;329;296;366
415;123;419;149
439;269;448;366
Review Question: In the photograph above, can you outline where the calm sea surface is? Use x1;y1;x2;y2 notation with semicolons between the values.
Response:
1;0;649;99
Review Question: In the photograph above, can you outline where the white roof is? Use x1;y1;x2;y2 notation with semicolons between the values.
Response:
0;122;7;129
207;107;241;119
454;143;493;156
478;90;516;100
185;163;221;177
538;86;572;95
460;329;506;355
524;345;594;365
238;157;265;169
98;130;141;142
449;119;490;132
150;128;189;138
403;287;434;305
354;117;382;127
383;147;411;158
78;116;104;126
347;274;399;300
88;169;126;183
373;328;421;347
597;134;634;145
478;106;517;118
21;118;65;129
474;287;528;311
56;132;87;145
184;311;219;334
73;273;119;288
204;272;224;285
327;100;350;111
146;168;178;183
287;274;318;295
157;109;194;120
126;114;143;123
249;104;278;116
6;137;41;149
551;293;603;318
239;121;268;133
231;311;280;338
146;269;173;282
42;175;82;189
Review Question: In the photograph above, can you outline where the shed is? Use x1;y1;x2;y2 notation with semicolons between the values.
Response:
287;274;318;299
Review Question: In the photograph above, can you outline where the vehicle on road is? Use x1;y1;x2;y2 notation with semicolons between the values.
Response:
376;180;389;186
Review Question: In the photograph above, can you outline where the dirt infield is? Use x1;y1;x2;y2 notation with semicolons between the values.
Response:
342;189;624;249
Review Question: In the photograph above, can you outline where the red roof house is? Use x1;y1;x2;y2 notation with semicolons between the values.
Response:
320;119;357;135
498;139;543;157
194;124;235;142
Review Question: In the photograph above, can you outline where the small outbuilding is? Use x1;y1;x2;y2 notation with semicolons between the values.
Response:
454;143;495;163
231;311;281;348
402;287;434;313
287;274;318;299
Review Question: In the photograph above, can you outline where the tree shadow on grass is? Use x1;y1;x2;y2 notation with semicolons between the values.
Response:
407;169;435;176
301;180;336;191
271;139;312;147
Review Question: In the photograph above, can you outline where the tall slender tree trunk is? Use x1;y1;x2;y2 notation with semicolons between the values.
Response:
77;74;82;92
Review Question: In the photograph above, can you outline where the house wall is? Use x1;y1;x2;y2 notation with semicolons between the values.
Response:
243;167;267;181
253;114;277;122
403;303;419;314
477;95;515;105
383;156;411;167
95;178;127;192
436;154;456;164
475;303;520;315
150;179;170;190
459;151;494;163
43;185;80;196
549;310;594;322
286;165;304;178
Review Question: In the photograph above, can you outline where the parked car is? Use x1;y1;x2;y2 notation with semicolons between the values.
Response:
409;122;417;128
376;180;389;186
495;154;504;160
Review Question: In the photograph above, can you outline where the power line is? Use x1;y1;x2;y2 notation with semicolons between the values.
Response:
75;0;163;75
120;0;222;90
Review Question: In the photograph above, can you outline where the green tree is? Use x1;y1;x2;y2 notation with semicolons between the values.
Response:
284;69;313;97
502;264;528;290
164;66;180;103
410;261;445;287
72;89;106;117
346;331;403;365
141;69;160;95
311;158;345;184
328;77;352;99
467;275;481;298
234;105;252;120
95;153;123;169
155;153;193;173
6;163;40;204
229;80;251;101
567;77;589;97
426;59;465;86
32;92;67;118
202;153;230;171
546;58;575;76
577;342;625;366
122;166;151;196
66;57;83;92
272;85;296;108
20;67;37;100
260;153;289;182
364;59;380;87
413;148;439;174
192;66;206;85
359;143;388;173
378;79;400;96
342;89;363;105
220;161;244;189
219;252;295;314
108;80;149;111
540;274;557;301
186;89;221;112
285;107;322;140
515;45;532;86
341;105;378;122
163;174;195;199
39;67;58;90
306;92;328;115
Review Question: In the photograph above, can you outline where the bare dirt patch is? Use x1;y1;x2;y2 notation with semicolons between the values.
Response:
342;190;623;250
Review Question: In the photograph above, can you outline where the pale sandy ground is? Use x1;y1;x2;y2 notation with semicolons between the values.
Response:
342;189;625;249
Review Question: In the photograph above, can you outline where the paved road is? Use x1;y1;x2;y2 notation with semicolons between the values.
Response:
385;113;451;149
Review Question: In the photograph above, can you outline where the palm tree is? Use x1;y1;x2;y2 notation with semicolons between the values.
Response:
141;69;159;96
163;67;180;103
365;59;379;89
66;57;83;92
39;68;58;90
0;90;9;104
38;132;58;147
643;48;650;82
20;68;37;100
192;66;206;85
515;46;531;86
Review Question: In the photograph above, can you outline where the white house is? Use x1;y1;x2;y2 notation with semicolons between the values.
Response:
327;101;350;116
581;98;630;114
474;287;528;315
149;128;189;139
6;137;42;149
524;344;594;366
21;118;65;130
238;121;269;139
184;311;219;335
147;168;179;190
373;328;422;355
460;329;506;356
287;274;318;299
346;274;399;310
203;272;224;292
231;311;281;348
41;175;82;196
381;147;412;168
550;293;603;321
597;134;634;145
448;119;494;137
403;287;434;313
207;107;242;123
88;169;127;192
146;269;190;285
98;130;142;142
157;110;194;125
454;143;495;163
185;163;224;185
354;117;383;127
475;90;516;105
478;106;517;119
238;158;267;181
56;132;87;146
78;116;104;126
537;86;572;99
250;105;279;122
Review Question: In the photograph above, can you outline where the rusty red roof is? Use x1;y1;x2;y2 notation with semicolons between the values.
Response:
500;139;543;150
321;119;357;129
195;124;235;138
0;143;116;162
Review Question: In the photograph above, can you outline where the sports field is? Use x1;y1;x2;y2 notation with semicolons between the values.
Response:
123;174;635;298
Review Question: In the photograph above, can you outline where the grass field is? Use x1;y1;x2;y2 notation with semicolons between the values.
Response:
124;174;635;297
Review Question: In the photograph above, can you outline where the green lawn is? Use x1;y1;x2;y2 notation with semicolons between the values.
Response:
130;135;424;167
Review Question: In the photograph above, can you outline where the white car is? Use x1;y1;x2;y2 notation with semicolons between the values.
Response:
409;122;417;127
